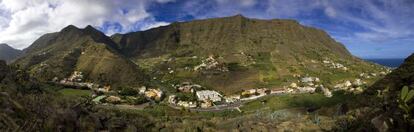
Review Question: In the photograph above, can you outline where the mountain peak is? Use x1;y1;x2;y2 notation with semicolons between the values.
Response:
0;43;21;63
0;43;9;47
226;14;248;20
84;25;97;31
233;14;246;18
0;43;16;50
61;25;80;31
83;25;102;34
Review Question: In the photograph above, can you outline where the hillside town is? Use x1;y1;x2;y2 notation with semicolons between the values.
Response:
53;60;392;110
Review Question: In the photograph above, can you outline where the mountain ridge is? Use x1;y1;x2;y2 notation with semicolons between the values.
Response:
13;25;148;87
0;43;22;63
111;15;352;59
13;15;384;93
106;15;382;94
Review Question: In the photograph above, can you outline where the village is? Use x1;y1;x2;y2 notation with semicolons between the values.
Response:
52;57;393;110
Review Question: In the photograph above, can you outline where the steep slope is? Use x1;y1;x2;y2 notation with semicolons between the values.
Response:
370;54;414;91
347;54;414;131
14;25;147;87
112;15;351;59
0;44;22;63
111;15;383;94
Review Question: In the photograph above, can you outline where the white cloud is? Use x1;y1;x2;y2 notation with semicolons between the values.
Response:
324;6;336;18
140;20;170;31
1;0;413;52
0;0;170;49
320;0;414;42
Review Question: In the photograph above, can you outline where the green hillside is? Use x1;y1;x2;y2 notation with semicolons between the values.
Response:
0;44;22;63
111;15;385;94
12;15;386;94
14;25;148;87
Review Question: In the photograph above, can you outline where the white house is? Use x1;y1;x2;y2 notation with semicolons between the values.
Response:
297;87;316;93
196;90;222;102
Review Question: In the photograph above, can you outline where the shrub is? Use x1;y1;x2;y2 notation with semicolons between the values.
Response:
126;95;148;105
119;87;138;96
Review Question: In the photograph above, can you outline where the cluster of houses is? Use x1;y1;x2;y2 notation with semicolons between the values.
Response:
56;71;165;105
193;55;228;72
139;86;164;101
168;90;222;108
92;87;164;105
323;60;348;71
333;79;366;94
57;66;393;109
287;75;369;97
169;85;292;109
55;71;99;90
287;76;332;97
168;81;223;108
173;82;201;93
359;70;390;79
56;71;114;94
291;77;320;92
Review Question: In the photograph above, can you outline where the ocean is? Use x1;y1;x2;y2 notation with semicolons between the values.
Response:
365;58;405;68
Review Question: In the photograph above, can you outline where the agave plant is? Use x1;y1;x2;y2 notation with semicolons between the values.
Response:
398;86;414;120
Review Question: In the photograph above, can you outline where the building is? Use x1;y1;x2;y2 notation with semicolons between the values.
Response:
168;95;177;104
270;88;287;94
177;101;197;108
68;71;83;82
144;89;163;100
241;89;257;97
96;85;111;93
320;86;332;97
200;100;213;108
297;87;316;93
256;88;270;95
301;77;314;83
224;95;241;103
196;90;222;102
289;83;298;88
138;86;146;94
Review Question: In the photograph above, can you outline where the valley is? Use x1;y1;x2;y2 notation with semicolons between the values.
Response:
1;15;412;131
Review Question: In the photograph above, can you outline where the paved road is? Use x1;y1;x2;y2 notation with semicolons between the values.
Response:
168;101;244;112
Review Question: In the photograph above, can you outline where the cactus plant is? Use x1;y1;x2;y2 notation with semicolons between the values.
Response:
311;113;321;125
398;86;414;120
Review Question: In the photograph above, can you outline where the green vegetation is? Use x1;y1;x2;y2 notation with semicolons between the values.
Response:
1;15;402;131
58;89;92;97
175;92;197;101
242;91;356;112
399;86;414;120
118;87;138;96
125;95;148;105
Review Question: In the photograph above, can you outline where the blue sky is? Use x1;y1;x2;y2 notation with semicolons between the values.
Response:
0;0;413;59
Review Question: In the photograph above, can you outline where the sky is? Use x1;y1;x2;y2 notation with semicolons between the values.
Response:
0;0;413;59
